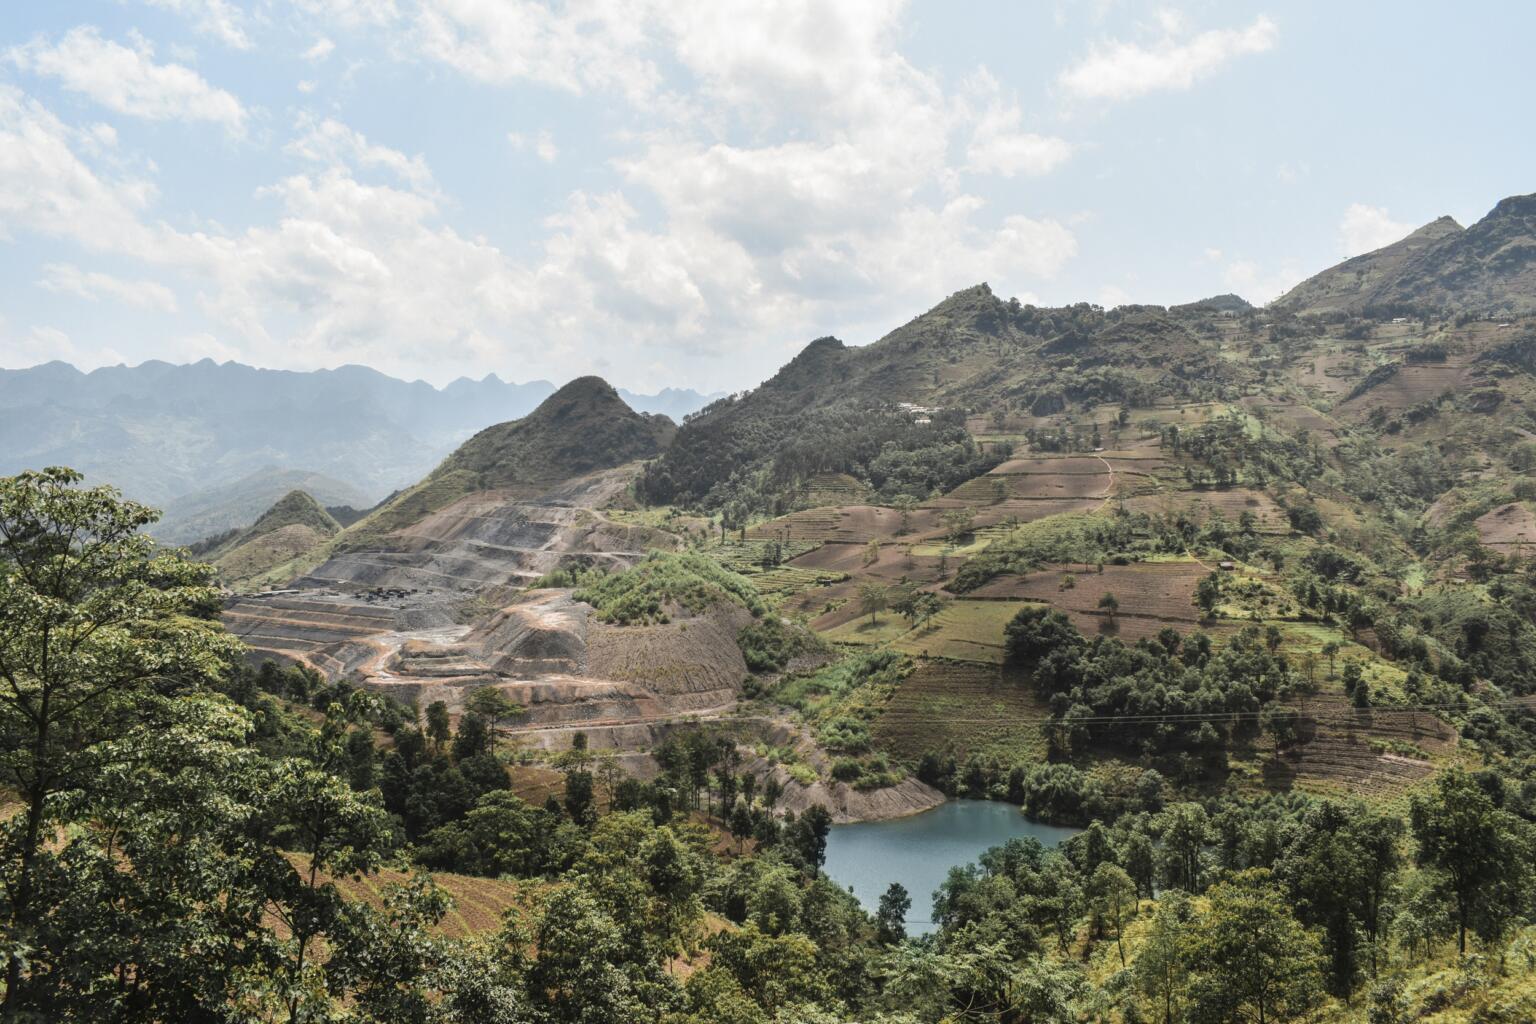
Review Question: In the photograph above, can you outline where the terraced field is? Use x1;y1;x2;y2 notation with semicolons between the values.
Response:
1125;487;1290;533
873;660;1050;763
288;853;534;939
1267;695;1458;797
889;599;1032;663
968;559;1208;640
747;505;943;543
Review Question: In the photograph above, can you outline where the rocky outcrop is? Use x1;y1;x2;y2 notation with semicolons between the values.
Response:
775;775;947;824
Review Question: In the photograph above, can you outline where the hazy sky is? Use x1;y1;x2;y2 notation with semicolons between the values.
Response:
1;1;1531;392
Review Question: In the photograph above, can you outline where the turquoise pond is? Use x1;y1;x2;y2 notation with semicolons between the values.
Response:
821;800;1081;935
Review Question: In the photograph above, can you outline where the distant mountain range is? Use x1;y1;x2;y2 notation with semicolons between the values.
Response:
0;359;722;539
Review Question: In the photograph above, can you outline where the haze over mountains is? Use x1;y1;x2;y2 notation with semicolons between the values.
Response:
0;359;722;542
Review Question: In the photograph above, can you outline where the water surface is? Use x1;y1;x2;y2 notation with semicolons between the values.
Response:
822;799;1080;934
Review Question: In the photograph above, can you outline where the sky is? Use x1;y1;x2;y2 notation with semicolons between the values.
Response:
0;2;1532;394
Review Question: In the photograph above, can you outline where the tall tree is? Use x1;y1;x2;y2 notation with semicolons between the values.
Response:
1187;869;1324;1024
1410;768;1534;955
0;469;239;1016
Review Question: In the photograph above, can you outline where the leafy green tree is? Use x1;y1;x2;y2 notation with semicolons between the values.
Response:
464;685;524;755
0;468;239;1014
789;805;834;877
858;581;888;625
1134;891;1192;1024
1410;767;1534;955
1089;862;1138;966
564;768;596;826
452;711;491;761
1195;573;1222;617
1097;591;1119;623
876;882;911;945
425;700;452;752
1186;869;1325;1024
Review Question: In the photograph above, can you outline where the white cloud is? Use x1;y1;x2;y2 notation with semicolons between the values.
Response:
0;325;126;370
304;37;336;61
142;0;253;50
6;2;1084;390
286;115;436;191
508;129;558;163
8;27;248;135
0;85;163;255
1339;203;1413;257
1059;14;1277;101
37;262;179;312
1221;257;1303;305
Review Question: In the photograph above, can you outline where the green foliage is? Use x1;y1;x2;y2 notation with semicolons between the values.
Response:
950;512;1144;592
575;550;766;624
738;615;827;673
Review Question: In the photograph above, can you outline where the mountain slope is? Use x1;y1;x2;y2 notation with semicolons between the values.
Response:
154;468;370;545
639;284;1250;509
1277;192;1536;317
202;489;342;586
0;360;721;515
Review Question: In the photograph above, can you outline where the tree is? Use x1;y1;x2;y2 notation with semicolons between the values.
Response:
1097;591;1119;622
425;700;452;753
1089;863;1137;966
789;805;833;876
1410;768;1533;955
564;769;596;826
1186;869;1325;1024
1195;573;1222;618
858;582;888;625
0;469;240;1014
876;883;911;945
863;538;881;567
891;494;918;535
452;711;491;761
1134;892;1191;1024
465;685;525;755
1321;641;1340;678
728;798;754;854
940;507;975;544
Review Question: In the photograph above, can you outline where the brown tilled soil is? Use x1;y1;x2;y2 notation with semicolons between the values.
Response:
586;605;753;710
970;561;1207;622
1336;360;1481;418
788;541;948;582
747;505;944;543
1125;487;1290;533
1474;502;1536;550
1268;695;1458;796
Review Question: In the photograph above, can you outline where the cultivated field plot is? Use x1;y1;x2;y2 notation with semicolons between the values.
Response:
873;660;1050;763
1474;502;1536;552
969;560;1207;637
1124;487;1290;533
1335;359;1481;417
1292;351;1363;398
801;472;872;506
788;541;947;583
1239;396;1342;439
747;505;943;544
289;853;532;939
742;564;849;596
1269;695;1458;798
890;599;1032;663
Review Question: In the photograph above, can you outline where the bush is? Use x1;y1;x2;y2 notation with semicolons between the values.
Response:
575;550;765;624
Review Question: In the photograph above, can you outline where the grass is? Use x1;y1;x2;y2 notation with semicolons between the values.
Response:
872;660;1050;764
574;551;765;624
891;599;1035;664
